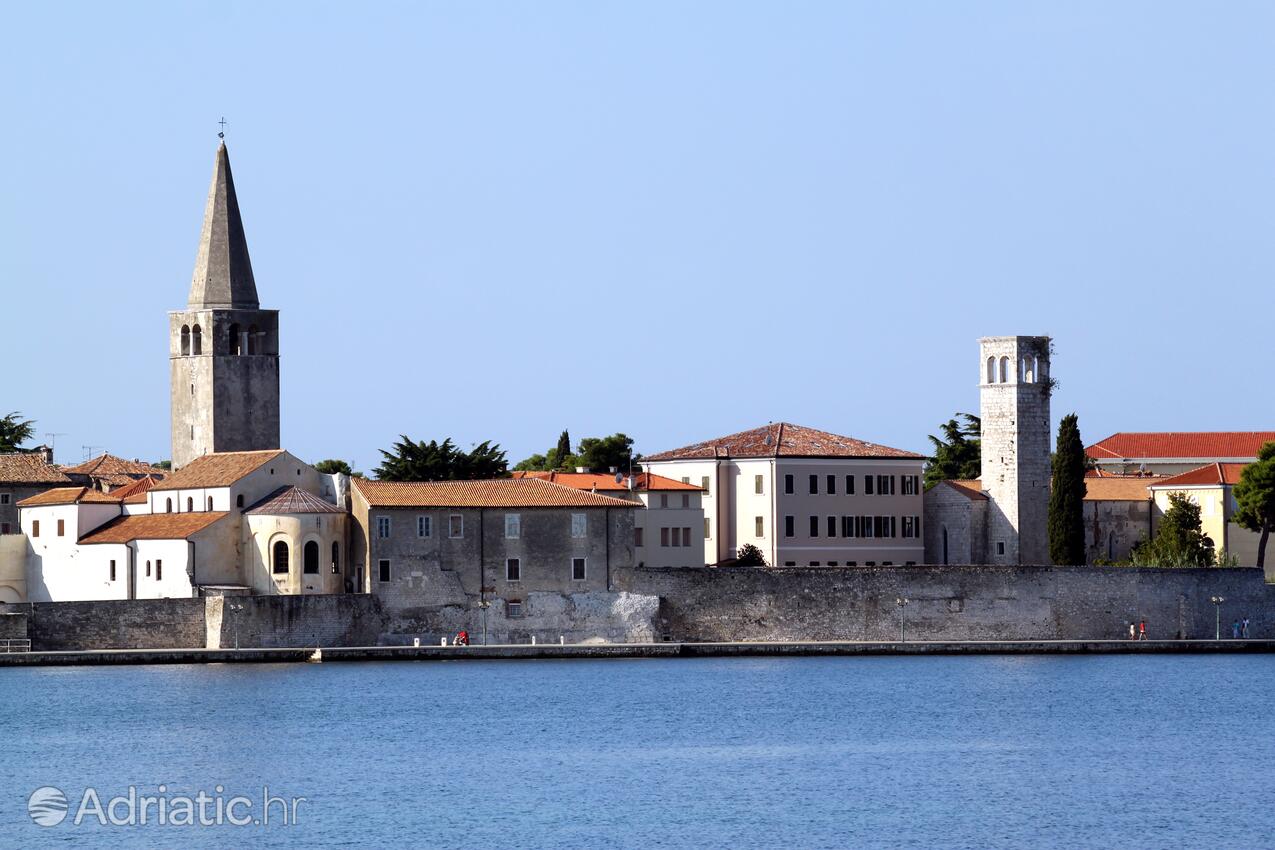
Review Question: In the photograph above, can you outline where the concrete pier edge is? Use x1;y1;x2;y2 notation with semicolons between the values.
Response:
1;639;1274;667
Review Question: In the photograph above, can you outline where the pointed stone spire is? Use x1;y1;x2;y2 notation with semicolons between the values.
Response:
188;142;260;309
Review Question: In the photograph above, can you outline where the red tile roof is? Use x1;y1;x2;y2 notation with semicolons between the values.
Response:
17;487;122;507
0;453;72;485
646;422;923;461
62;453;168;478
1087;432;1275;461
79;512;228;544
246;486;344;515
111;476;162;504
936;479;988;501
1150;463;1248;488
152;450;283;491
511;471;702;491
354;477;640;509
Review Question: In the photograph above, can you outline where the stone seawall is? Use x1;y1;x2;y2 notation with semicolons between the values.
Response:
615;565;1275;642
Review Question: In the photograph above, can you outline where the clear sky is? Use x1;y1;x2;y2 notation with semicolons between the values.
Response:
3;2;1272;471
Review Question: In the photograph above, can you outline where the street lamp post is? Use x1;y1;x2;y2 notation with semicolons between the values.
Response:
229;601;243;650
896;597;910;643
1211;595;1225;640
478;599;491;646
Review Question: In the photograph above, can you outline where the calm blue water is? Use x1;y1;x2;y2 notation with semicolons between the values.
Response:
1;655;1272;848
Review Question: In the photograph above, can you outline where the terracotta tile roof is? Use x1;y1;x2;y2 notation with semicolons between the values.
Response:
1083;478;1154;501
61;453;168;478
0;453;72;485
151;450;283;491
354;477;640;509
511;471;702;491
17;486;122;507
79;512;228;544
646;422;924;462
1150;463;1248;488
246;486;345;515
936;479;987;501
1086;432;1275;461
111;476;162;504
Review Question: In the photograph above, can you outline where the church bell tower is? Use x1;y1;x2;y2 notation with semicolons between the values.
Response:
170;142;280;470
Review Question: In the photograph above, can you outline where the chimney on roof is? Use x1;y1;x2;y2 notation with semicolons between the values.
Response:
576;467;588;474
34;445;53;464
608;466;618;474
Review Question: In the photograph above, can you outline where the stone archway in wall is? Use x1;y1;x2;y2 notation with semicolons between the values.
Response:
0;585;22;603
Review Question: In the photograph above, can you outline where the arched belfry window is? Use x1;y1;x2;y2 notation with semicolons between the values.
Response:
247;324;259;355
228;323;242;356
186;497;193;512
986;356;996;384
1023;356;1037;384
999;356;1010;384
180;325;191;356
191;325;202;355
273;541;289;575
304;541;320;575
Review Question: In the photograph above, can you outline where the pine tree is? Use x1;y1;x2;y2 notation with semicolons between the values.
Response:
1233;442;1275;569
1048;413;1087;565
923;414;981;489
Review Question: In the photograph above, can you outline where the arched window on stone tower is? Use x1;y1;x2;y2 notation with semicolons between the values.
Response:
181;325;190;356
247;324;259;355
191;324;202;355
998;356;1010;384
304;541;320;575
228;323;242;356
986;356;996;384
273;541;289;575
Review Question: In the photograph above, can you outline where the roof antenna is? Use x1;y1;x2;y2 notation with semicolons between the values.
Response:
218;116;227;140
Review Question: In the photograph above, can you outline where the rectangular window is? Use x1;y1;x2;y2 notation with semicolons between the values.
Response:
681;494;690;509
57;519;65;537
902;475;920;496
704;518;711;539
755;516;764;538
156;559;163;581
891;516;897;538
865;475;874;496
846;475;855;495
827;516;837;537
507;600;523;618
109;560;116;581
784;515;794;538
661;527;670;547
784;474;794;495
505;513;521;539
378;559;391;582
376;516;391;539
914;515;921;537
861;515;873;538
660;494;669;508
681;476;690;485
754;474;764;495
841;516;853;538
449;515;463;538
572;557;586;581
809;561;821;567
506;558;521;581
32;520;39;538
809;474;818;495
997;541;1006;556
682;527;691;547
0;493;9;504
827;475;836;495
874;516;884;537
571;513;587;539
417;515;432;538
701;476;711;494
902;516;915;538
809;516;819;537
635;527;644;547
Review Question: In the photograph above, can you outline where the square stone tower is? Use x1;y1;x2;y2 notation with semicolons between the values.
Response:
979;336;1051;565
170;143;280;470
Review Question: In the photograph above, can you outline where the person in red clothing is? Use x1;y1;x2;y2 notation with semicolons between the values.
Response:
1138;620;1147;640
455;630;470;646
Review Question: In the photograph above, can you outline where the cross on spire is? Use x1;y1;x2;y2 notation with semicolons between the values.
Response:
218;116;227;139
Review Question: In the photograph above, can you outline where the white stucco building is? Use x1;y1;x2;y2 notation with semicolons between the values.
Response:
644;423;926;567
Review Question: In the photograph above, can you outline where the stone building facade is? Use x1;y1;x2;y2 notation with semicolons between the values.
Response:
0;452;70;537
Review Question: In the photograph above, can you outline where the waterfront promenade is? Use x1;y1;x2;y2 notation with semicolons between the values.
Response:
1;638;1273;667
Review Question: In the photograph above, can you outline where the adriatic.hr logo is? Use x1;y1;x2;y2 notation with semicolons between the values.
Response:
26;784;307;828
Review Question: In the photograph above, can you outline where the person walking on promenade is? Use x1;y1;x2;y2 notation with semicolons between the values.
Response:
1232;621;1241;639
1138;620;1147;640
1129;623;1136;641
1242;618;1251;639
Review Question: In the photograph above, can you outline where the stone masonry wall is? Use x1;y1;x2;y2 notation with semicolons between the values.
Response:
616;565;1275;642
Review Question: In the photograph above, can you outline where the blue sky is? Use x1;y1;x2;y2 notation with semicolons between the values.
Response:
3;2;1272;471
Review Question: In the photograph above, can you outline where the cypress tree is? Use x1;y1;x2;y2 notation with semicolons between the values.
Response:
555;430;572;465
1048;413;1087;565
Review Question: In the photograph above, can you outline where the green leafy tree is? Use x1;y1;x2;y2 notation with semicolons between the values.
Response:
513;453;548;472
1130;492;1216;567
577;433;638;472
375;437;508;481
1233;442;1275;569
154;460;172;471
735;543;768;567
0;411;36;454
314;459;360;477
1048;413;1087;565
924;414;981;489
